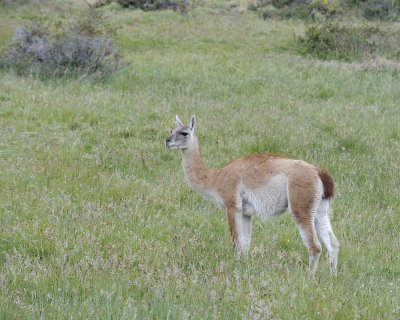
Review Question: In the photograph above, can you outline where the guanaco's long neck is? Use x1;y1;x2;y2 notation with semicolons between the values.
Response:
181;136;213;192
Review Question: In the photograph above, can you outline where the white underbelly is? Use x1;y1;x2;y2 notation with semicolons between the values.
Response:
239;175;288;220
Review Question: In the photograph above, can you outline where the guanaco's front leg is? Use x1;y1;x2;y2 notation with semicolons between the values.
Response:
227;207;240;254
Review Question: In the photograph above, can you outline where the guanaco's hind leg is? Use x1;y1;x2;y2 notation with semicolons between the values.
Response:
241;214;252;254
315;199;340;274
295;217;322;274
288;176;323;274
234;214;252;256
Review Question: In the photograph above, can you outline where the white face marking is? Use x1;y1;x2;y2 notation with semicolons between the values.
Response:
167;116;196;150
166;125;192;150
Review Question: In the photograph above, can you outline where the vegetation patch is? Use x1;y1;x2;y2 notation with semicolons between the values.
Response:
0;0;30;5
358;0;400;20
0;10;125;78
116;0;187;12
249;0;342;19
298;21;400;61
249;0;400;20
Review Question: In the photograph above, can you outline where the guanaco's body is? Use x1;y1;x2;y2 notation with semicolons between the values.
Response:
166;116;339;274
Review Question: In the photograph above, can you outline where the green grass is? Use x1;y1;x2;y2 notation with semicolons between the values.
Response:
1;1;399;319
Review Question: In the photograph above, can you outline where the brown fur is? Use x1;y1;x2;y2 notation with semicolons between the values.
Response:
318;169;335;200
227;207;239;245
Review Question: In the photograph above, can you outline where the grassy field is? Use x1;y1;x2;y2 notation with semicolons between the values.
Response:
1;1;399;319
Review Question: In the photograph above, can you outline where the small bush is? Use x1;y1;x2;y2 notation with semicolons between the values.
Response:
250;0;305;18
249;0;342;19
116;0;187;12
299;22;382;60
361;0;400;20
0;0;29;5
251;0;400;20
0;0;51;6
309;0;341;15
85;0;113;8
0;10;125;78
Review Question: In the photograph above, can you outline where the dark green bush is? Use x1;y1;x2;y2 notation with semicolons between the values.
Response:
249;0;342;19
251;0;400;20
0;0;29;5
0;0;53;6
271;0;295;9
86;0;113;8
361;0;400;20
0;10;126;78
116;0;187;11
299;22;382;60
249;0;307;19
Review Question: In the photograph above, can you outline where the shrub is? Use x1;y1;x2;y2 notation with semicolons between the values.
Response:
85;0;113;8
361;0;400;20
298;22;382;60
309;0;341;15
0;0;50;6
249;0;340;19
116;0;188;12
0;10;125;78
0;0;29;5
251;0;400;20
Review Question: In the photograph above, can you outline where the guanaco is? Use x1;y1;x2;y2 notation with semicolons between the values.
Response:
166;115;339;274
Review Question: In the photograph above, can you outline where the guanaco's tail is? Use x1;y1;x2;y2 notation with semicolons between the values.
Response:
318;169;335;200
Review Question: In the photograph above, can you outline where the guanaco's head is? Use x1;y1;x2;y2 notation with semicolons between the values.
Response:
166;115;196;150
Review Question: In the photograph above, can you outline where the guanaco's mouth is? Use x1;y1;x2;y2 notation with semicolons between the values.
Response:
166;140;178;149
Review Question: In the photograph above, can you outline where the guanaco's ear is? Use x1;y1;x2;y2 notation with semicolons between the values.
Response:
189;115;196;132
176;115;184;127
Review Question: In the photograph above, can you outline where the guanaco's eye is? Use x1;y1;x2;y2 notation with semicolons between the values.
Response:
182;132;188;136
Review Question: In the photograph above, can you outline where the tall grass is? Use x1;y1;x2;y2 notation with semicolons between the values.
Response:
0;1;399;319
